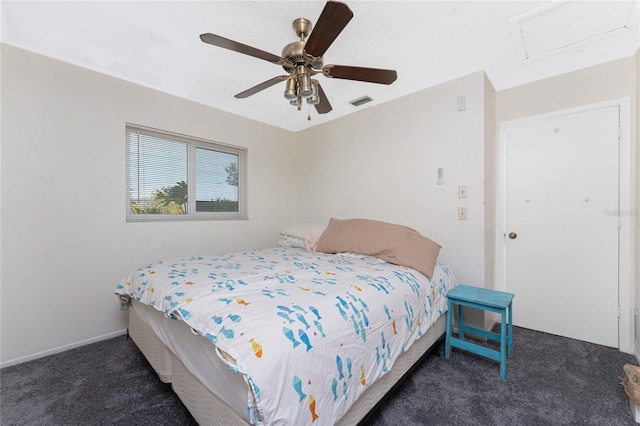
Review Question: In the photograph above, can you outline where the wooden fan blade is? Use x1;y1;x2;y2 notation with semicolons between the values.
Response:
323;65;397;84
234;76;288;99
200;33;283;64
314;83;333;114
304;1;353;58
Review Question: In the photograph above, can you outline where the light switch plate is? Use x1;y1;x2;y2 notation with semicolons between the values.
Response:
458;207;468;220
458;185;468;198
457;95;466;111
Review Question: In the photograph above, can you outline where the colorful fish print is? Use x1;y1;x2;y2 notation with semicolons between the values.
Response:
298;329;313;352
278;312;295;324
277;305;294;314
351;316;361;336
358;297;369;312
309;306;321;320
295;313;311;329
293;305;308;314
308;394;319;423
383;304;392;320
250;338;263;358
227;314;241;323
313;320;326;338
392;319;398;335
282;327;300;348
350;285;362;291
219;298;233;305
381;332;387;349
335;303;348;321
343;381;348;399
346;357;352;378
336;296;348;309
220;326;234;339
236;298;250;306
336;355;344;380
331;378;338;401
262;289;276;299
359;320;367;342
205;332;217;344
361;310;369;327
350;303;361;318
360;365;366;385
292;375;307;402
176;308;191;320
212;315;223;324
247;377;261;400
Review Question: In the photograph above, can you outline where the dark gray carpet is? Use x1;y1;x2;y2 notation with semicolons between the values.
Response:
1;326;637;425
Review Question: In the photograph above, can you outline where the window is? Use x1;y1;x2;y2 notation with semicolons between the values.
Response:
126;124;247;221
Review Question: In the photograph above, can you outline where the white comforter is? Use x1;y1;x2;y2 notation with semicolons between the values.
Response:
115;247;456;425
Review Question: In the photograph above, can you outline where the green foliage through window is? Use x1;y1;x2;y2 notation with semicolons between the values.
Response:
126;125;247;221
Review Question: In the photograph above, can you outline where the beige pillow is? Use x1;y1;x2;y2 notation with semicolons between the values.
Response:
316;218;441;278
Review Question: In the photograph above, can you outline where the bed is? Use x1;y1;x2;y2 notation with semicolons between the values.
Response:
115;219;457;425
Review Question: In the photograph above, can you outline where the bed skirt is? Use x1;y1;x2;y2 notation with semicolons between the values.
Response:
128;305;446;425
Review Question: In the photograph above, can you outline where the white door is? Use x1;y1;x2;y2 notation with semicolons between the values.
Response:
501;106;620;348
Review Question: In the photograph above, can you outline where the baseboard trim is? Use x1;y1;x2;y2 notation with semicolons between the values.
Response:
0;329;128;369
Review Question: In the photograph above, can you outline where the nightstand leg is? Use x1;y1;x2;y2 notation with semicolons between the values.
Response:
445;299;453;359
508;302;513;359
458;304;464;341
500;310;507;380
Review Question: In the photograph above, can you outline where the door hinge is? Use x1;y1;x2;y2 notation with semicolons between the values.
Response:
618;126;622;139
618;306;622;318
618;216;622;228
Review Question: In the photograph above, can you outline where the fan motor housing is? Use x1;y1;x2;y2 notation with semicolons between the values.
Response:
281;41;322;74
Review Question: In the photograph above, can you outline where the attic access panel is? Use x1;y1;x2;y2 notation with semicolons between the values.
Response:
509;1;636;60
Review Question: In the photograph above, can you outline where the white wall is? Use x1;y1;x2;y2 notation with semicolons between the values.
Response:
0;44;298;364
294;71;491;287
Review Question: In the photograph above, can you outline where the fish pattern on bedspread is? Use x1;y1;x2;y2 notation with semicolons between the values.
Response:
115;247;456;425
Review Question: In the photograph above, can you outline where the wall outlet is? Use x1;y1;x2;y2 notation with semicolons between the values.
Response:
458;185;468;198
458;207;468;220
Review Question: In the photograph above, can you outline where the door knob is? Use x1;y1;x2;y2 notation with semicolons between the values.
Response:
508;232;517;239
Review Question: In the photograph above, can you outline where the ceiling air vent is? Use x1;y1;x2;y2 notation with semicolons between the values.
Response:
350;95;373;107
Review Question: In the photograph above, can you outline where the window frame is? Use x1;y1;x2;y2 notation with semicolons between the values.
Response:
125;124;248;222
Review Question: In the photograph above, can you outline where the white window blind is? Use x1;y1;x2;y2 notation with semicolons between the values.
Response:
126;125;247;221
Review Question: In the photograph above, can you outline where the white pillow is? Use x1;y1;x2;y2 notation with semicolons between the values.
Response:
280;223;325;239
277;235;306;249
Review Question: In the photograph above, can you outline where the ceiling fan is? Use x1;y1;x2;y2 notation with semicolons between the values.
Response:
200;0;397;117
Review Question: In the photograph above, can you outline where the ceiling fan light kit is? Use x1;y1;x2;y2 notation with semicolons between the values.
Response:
200;0;397;120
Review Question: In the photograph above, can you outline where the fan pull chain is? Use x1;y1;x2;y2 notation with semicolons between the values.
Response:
307;104;311;121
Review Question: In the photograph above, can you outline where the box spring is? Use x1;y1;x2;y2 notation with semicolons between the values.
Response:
128;305;446;425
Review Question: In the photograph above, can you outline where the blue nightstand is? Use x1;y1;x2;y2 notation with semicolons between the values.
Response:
445;284;514;379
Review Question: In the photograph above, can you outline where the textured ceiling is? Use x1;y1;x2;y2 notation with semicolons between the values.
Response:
2;1;639;132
